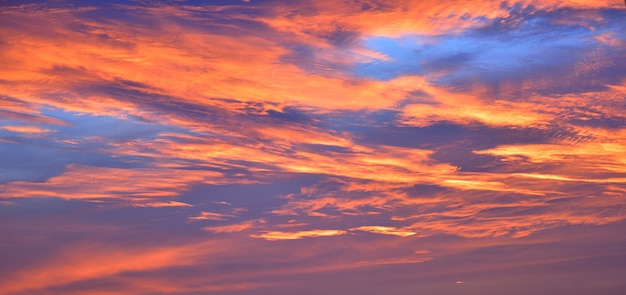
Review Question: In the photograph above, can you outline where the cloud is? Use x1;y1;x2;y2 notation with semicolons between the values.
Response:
250;229;347;241
352;225;417;237
0;125;53;134
133;201;193;208
0;164;231;202
0;237;251;295
190;207;248;221
474;127;626;176
203;219;263;233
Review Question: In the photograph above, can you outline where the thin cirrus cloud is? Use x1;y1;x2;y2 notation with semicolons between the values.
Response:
1;1;626;294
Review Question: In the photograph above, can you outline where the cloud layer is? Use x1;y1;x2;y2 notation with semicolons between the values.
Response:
1;1;625;294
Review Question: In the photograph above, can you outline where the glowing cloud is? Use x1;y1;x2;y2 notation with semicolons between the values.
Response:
250;229;347;241
352;226;417;237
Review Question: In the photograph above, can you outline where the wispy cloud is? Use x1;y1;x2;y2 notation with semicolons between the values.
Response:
250;229;347;241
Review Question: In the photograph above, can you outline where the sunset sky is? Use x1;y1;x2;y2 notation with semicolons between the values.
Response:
1;0;626;294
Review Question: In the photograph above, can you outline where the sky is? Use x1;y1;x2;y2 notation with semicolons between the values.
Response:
1;0;626;294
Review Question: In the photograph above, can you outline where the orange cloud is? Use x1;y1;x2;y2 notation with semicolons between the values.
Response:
0;239;231;295
0;4;435;132
250;229;347;241
260;0;620;49
133;201;193;208
190;212;232;221
106;131;458;188
0;164;232;202
356;256;432;266
260;0;511;39
0;125;53;134
401;99;550;128
190;208;248;221
352;225;417;237
203;220;263;233
475;134;626;176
